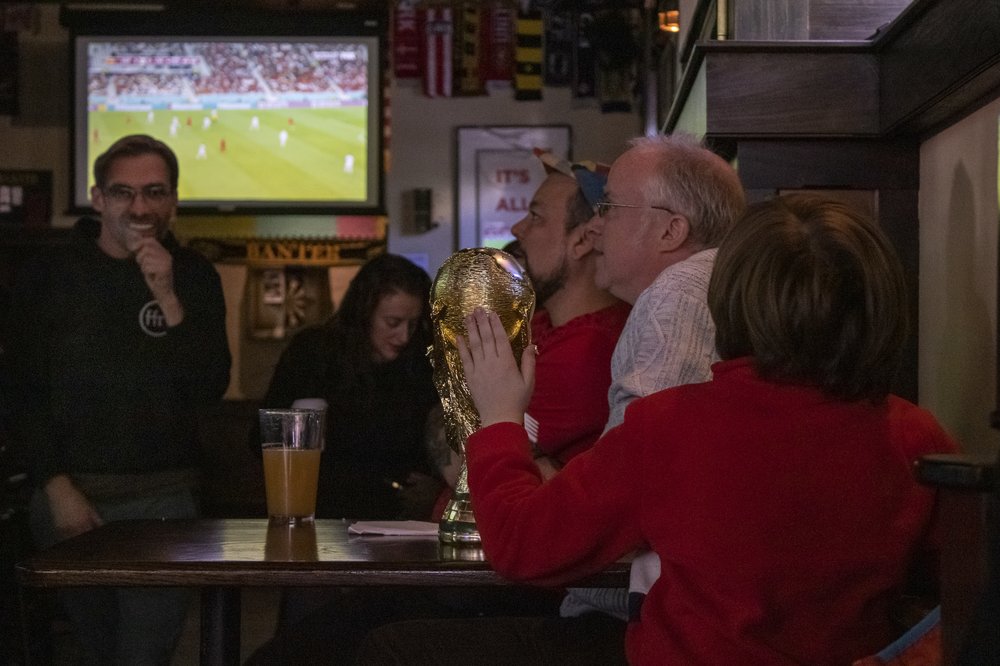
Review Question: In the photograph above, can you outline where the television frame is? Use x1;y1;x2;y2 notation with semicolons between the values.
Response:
63;8;386;216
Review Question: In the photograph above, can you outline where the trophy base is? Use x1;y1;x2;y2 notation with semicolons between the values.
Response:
438;494;480;545
440;544;485;561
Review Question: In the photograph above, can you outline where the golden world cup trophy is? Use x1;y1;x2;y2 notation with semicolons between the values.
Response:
430;247;534;545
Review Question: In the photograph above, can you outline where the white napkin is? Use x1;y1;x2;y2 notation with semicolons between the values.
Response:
291;398;328;411
347;520;439;536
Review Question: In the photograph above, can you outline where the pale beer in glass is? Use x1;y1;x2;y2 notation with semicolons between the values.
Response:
259;408;324;524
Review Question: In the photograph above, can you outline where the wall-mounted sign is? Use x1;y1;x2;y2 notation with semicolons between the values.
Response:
456;125;571;250
245;239;381;267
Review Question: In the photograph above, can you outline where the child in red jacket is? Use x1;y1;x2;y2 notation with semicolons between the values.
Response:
438;193;955;665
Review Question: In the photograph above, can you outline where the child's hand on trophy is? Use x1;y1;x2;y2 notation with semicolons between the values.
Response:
457;307;535;429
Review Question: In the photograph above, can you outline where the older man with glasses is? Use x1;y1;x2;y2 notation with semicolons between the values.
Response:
5;134;231;665
544;132;746;650
589;132;746;433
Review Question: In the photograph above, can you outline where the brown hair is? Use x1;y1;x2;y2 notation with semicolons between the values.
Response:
565;188;593;232
93;134;179;191
709;193;907;402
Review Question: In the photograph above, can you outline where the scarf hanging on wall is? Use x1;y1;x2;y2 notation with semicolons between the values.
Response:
422;5;454;98
514;8;543;101
457;1;485;96
481;1;514;85
392;0;422;80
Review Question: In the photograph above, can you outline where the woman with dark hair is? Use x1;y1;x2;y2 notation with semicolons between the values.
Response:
356;194;958;665
257;253;441;521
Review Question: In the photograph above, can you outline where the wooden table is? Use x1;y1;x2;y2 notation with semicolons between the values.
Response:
16;519;631;665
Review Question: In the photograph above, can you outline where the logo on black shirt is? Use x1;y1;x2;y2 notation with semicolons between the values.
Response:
139;300;168;337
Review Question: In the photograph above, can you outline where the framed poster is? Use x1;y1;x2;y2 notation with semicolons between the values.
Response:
456;125;571;250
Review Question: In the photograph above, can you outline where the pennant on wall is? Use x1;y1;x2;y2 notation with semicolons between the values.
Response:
514;9;543;101
423;6;454;98
543;10;574;87
392;0;422;80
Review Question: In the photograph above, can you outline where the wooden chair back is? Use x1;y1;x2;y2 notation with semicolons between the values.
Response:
915;452;997;665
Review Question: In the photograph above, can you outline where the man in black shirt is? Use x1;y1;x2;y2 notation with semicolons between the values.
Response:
6;134;231;665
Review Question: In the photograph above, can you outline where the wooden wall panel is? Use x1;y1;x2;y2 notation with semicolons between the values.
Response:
732;0;808;40
880;0;1000;135
705;51;879;136
809;0;910;40
735;138;918;189
732;0;909;41
660;0;1000;401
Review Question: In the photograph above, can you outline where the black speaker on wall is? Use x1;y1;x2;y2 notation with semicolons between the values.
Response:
413;188;432;232
403;188;435;234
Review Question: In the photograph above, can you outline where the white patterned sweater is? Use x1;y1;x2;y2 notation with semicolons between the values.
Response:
561;248;720;622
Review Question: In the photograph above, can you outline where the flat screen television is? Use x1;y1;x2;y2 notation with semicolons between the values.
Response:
65;9;384;214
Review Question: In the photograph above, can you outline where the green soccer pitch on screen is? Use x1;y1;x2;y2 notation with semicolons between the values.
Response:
71;33;383;214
